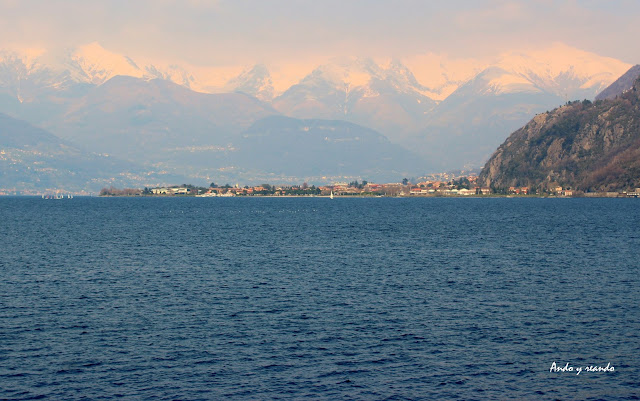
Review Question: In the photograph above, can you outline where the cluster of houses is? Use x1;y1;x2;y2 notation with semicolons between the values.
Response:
196;185;301;197
151;187;193;195
405;175;490;196
149;175;499;197
507;186;577;196
553;186;573;197
409;186;491;196
147;182;640;198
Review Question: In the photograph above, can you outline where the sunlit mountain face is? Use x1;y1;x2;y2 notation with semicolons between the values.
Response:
0;41;631;181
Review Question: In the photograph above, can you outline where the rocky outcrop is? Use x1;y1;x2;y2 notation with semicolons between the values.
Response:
479;77;640;192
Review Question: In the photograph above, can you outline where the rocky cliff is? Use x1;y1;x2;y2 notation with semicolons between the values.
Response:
479;77;640;192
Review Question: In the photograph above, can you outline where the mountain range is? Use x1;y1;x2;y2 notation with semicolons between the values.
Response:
0;42;634;190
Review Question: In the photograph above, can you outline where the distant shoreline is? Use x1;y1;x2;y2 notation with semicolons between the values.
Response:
3;192;638;199
89;194;637;199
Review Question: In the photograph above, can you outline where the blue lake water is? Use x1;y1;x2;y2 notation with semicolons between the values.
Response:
0;197;639;400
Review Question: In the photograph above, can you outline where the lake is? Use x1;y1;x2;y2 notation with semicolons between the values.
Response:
0;197;638;400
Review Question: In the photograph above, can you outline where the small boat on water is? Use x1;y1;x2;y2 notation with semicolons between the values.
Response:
330;191;334;199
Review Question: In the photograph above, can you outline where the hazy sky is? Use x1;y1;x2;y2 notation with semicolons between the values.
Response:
1;0;639;66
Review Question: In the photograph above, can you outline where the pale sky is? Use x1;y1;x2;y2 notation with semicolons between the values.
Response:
1;0;639;66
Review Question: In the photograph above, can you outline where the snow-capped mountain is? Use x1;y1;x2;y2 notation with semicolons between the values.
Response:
492;43;630;99
0;48;79;103
409;43;632;170
273;57;436;111
0;42;282;101
402;53;487;101
0;43;214;97
65;42;204;91
223;64;274;102
408;43;630;104
65;42;145;84
271;57;437;141
273;57;384;117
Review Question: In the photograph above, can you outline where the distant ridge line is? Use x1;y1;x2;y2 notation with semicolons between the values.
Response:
595;64;640;101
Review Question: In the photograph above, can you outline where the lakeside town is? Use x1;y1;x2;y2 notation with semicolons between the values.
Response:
4;171;638;198
97;173;640;198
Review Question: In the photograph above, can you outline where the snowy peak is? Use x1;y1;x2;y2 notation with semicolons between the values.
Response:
440;43;632;101
0;50;40;86
0;43;209;97
0;48;78;102
271;57;439;139
291;57;434;100
65;43;256;95
0;48;57;86
494;43;631;99
498;43;628;81
300;57;384;92
143;64;198;90
402;53;487;101
0;48;45;72
386;60;422;88
381;59;437;97
68;42;145;84
470;66;543;96
224;64;274;101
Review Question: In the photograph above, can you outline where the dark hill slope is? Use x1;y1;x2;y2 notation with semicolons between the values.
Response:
479;77;640;192
595;65;640;101
0;112;182;192
211;116;428;182
239;116;428;179
42;76;278;162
